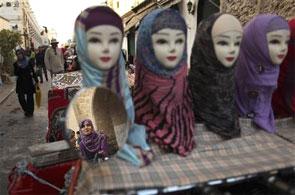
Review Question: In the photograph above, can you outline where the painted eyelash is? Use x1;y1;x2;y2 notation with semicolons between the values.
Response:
88;37;101;43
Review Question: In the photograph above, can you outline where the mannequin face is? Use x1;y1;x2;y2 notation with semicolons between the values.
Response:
212;31;242;67
86;25;123;70
152;28;185;69
266;29;290;65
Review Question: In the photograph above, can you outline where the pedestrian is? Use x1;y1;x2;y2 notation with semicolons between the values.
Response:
14;48;39;117
35;46;48;83
79;119;108;162
44;38;65;78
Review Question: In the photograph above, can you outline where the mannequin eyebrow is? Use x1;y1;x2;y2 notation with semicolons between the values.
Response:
110;32;120;35
269;34;283;38
154;32;184;36
217;35;242;38
155;32;169;35
89;32;102;35
88;32;120;36
217;35;230;38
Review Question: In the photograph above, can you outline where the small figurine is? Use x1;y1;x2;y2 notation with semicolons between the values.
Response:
272;18;295;118
79;119;108;162
235;14;290;133
76;130;81;145
134;8;195;156
188;13;242;139
75;6;153;166
64;128;77;148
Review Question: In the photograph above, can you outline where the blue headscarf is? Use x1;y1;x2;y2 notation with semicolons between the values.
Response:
136;8;187;77
75;7;134;122
74;6;151;166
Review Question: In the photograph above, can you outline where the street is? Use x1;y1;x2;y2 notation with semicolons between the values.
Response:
0;81;50;194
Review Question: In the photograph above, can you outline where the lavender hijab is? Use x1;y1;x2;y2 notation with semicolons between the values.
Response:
79;119;108;161
235;14;289;133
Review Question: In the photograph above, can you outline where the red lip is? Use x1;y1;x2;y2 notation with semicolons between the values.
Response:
167;56;177;61
277;54;285;59
226;57;234;62
100;57;111;62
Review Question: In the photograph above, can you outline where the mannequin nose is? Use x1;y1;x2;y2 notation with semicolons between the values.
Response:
102;42;110;53
229;46;236;54
280;43;288;53
103;49;109;53
169;43;176;53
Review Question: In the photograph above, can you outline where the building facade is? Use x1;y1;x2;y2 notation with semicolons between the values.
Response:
0;0;43;48
106;0;145;16
220;0;295;25
0;15;10;31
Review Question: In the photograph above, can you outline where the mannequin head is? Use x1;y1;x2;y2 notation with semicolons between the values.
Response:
136;8;187;76
265;16;290;65
86;25;123;70
266;29;290;65
152;28;185;69
150;10;187;71
75;6;124;70
211;14;243;67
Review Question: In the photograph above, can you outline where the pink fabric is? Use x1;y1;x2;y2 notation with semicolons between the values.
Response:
134;62;195;156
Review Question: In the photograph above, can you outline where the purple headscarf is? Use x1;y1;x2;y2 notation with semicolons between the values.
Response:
235;14;289;133
75;6;123;33
79;119;108;160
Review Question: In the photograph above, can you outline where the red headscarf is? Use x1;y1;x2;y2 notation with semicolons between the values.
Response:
272;19;295;118
134;63;195;156
133;9;195;156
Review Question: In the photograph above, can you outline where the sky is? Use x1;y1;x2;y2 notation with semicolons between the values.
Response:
29;0;106;44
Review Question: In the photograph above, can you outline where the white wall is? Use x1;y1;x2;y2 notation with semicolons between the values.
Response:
178;0;198;68
122;36;128;52
0;0;43;48
0;17;10;31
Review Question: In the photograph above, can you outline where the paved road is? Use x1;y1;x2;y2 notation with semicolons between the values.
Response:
0;81;50;194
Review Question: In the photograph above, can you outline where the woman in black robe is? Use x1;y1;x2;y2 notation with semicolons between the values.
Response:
14;48;38;117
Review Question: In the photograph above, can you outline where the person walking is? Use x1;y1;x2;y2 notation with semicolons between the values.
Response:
14;48;39;117
35;46;48;83
44;38;64;77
